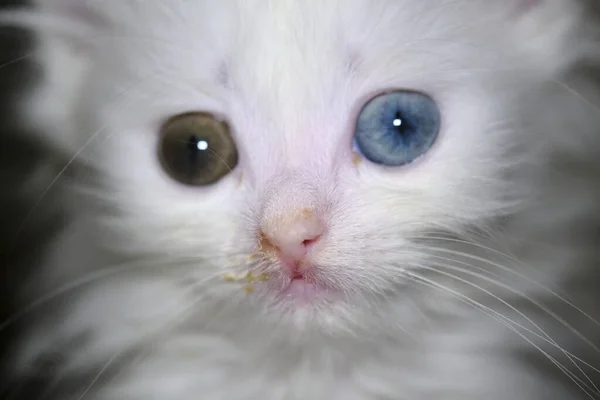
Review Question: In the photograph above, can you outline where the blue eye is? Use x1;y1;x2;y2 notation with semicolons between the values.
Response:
353;91;440;166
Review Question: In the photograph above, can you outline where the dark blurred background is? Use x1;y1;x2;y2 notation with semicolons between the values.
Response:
0;0;67;389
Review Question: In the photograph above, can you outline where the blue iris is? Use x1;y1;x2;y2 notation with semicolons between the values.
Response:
353;91;440;166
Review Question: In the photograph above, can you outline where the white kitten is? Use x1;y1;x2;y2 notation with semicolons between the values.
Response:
3;0;600;399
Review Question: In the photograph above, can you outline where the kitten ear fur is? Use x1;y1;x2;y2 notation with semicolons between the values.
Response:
20;1;108;156
510;0;600;72
35;0;107;30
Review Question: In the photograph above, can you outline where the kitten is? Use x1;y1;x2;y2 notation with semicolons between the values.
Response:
3;0;600;399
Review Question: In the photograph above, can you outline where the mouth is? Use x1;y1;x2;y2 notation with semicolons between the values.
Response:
276;275;330;302
225;269;332;304
223;258;336;304
268;259;333;302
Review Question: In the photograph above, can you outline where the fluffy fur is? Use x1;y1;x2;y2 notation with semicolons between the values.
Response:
3;0;600;398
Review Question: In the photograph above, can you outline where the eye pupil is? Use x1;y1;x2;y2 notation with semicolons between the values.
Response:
159;112;238;186
354;91;440;166
184;135;209;178
187;135;200;159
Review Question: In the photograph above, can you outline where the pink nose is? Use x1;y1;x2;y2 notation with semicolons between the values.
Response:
260;209;324;262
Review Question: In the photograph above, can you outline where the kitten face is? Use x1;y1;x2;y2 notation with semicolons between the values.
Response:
31;0;596;333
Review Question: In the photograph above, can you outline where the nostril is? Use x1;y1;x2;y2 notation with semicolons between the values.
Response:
260;210;325;261
302;237;320;248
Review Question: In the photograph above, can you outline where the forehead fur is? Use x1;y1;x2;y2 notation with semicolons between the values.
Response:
56;0;588;124
30;0;598;204
53;1;536;148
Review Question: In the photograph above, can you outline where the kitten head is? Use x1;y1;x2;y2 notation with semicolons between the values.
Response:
26;0;600;335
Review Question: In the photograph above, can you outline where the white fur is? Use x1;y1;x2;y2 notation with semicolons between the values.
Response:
6;0;600;399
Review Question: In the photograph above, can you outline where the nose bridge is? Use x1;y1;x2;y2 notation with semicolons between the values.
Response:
261;172;319;218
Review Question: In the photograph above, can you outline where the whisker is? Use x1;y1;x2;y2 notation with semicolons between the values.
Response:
4;261;242;397
10;68;168;250
75;352;120;400
552;79;600;115
416;237;600;328
403;272;598;398
430;252;599;346
424;259;600;392
0;7;206;60
0;51;35;71
206;147;234;173
417;262;600;366
78;279;209;395
0;258;181;334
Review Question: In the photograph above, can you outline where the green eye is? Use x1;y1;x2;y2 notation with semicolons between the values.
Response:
158;112;238;186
